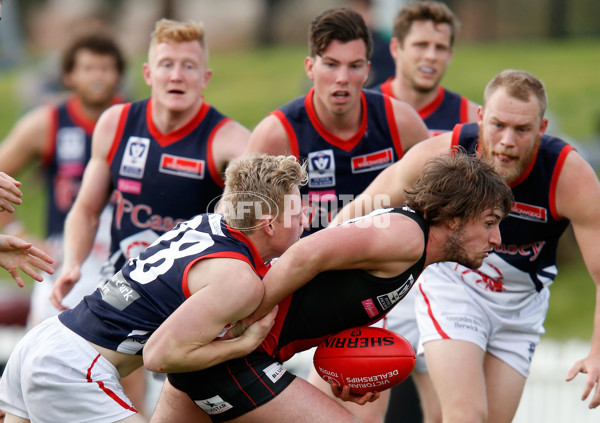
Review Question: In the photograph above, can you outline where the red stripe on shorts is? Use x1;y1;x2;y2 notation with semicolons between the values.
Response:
86;353;138;412
227;363;258;408
419;283;450;339
244;357;276;396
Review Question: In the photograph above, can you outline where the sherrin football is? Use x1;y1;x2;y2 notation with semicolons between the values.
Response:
313;326;415;395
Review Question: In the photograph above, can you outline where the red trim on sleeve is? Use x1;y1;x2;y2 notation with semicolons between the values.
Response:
86;354;138;412
449;123;464;151
380;77;396;99
549;145;575;221
147;98;210;147
383;94;403;158
459;96;469;123
181;252;256;298
271;110;299;158
41;107;59;167
305;88;367;152
206;117;230;188
227;227;269;277
418;283;450;339
106;103;131;165
419;86;444;120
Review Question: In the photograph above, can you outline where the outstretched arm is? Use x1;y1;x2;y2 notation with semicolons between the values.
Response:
561;151;600;408
0;234;54;287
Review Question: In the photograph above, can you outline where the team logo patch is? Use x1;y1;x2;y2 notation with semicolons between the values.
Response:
195;395;233;415
351;148;393;174
377;274;414;310
159;154;205;179
308;149;335;187
263;362;287;383
509;202;547;222
120;136;150;179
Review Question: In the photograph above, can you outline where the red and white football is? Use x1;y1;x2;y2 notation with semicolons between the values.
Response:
313;326;415;395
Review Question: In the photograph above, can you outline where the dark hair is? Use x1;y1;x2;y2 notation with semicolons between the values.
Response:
61;33;125;78
393;1;460;47
308;7;373;59
404;150;513;225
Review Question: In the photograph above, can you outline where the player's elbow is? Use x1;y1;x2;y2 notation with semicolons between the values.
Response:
143;339;177;373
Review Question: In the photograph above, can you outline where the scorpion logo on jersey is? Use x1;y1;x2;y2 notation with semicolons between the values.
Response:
459;262;504;292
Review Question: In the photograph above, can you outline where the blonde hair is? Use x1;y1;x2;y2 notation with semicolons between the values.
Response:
222;154;307;232
484;69;547;118
148;19;208;61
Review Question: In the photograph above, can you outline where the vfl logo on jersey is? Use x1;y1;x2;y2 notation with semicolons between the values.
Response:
56;127;87;163
120;136;150;179
195;395;233;415
159;154;205;180
509;202;547;223
308;149;335;188
377;274;415;310
351;148;394;174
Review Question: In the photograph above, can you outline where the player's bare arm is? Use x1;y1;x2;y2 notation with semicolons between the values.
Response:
144;258;274;373
211;120;251;174
244;114;293;156
332;132;453;225
246;213;424;325
391;98;430;152
559;151;600;409
50;105;123;310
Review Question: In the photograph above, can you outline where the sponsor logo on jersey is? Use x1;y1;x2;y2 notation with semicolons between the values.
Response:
118;178;142;195
362;298;379;318
351;148;393;174
99;270;141;310
195;395;233;415
57;127;86;163
509;202;547;222
308;149;335;187
264;362;287;383
120;136;150;179
377;274;414;310
159;154;205;179
493;241;545;262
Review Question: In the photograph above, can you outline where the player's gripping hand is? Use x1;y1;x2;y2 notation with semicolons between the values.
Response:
566;354;600;408
50;266;81;310
0;235;54;287
330;383;381;405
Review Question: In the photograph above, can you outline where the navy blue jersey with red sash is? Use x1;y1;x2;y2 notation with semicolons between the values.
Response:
272;88;404;234
452;122;573;293
374;80;470;137
43;97;97;237
106;98;228;272
258;207;429;362
59;213;268;354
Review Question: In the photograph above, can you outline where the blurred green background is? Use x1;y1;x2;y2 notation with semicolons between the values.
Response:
1;37;600;340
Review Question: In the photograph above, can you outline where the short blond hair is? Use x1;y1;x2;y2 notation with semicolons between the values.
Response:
484;69;547;118
148;19;208;61
222;154;307;232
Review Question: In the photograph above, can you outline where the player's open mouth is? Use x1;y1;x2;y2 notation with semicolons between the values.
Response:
418;66;435;75
168;89;185;95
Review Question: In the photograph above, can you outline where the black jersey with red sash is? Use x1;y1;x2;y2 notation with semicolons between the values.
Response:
272;88;404;234
451;122;573;293
59;213;268;354
106;98;229;272
259;207;429;362
374;80;470;137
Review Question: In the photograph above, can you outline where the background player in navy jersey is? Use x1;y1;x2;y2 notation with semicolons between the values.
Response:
371;1;478;137
245;6;429;235
0;153;307;423
334;69;600;422
0;31;126;327
144;152;513;423
48;19;252;413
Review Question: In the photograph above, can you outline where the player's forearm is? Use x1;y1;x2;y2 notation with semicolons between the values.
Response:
61;207;100;269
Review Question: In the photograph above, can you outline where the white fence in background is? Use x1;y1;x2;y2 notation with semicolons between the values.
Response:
514;339;600;423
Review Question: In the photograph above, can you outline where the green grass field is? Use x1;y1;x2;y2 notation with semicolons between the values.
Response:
1;37;599;340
